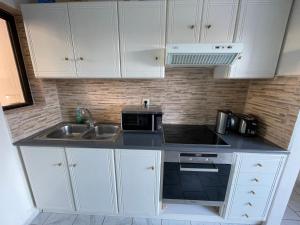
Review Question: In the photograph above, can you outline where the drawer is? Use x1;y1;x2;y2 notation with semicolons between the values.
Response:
237;172;276;187
229;198;268;219
234;186;272;200
239;154;282;173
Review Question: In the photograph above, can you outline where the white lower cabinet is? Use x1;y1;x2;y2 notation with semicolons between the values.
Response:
21;146;75;212
21;146;117;214
115;149;161;216
65;148;117;214
222;153;287;221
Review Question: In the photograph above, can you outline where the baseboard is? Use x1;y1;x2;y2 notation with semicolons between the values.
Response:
23;208;40;225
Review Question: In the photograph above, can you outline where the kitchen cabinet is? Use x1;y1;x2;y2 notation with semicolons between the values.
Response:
225;0;292;79
200;0;238;43
222;153;286;221
167;0;203;44
118;1;166;78
65;148;118;214
68;2;121;78
20;146;75;211
277;0;300;76
166;0;238;44
22;2;120;79
21;4;76;78
115;149;161;216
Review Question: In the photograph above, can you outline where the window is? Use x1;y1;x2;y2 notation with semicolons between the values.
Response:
0;9;32;110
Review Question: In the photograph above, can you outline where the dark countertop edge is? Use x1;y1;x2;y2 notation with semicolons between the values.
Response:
14;122;289;154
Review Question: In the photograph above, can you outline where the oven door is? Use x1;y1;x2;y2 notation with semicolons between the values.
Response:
163;161;231;206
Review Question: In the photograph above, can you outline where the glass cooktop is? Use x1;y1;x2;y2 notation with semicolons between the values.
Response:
163;124;229;146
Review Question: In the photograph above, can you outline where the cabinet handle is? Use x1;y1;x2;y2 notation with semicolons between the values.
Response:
155;57;159;61
69;163;77;167
256;163;263;167
64;57;69;61
206;24;212;29
242;214;249;218
250;191;256;195
247;202;253;207
79;57;84;61
148;166;155;170
52;163;62;167
189;25;195;29
252;178;259;183
238;56;242;60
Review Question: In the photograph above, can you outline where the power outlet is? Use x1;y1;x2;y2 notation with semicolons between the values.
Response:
142;99;150;108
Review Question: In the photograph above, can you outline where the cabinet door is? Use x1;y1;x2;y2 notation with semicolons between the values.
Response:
65;148;118;214
21;4;76;78
118;1;166;78
21;147;75;211
229;0;292;78
115;149;161;216
68;2;121;78
277;0;300;76
167;0;203;44
200;0;238;43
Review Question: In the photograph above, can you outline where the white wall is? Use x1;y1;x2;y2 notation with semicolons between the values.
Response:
0;106;37;225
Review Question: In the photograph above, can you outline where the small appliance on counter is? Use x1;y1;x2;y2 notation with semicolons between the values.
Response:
121;105;162;133
215;110;258;136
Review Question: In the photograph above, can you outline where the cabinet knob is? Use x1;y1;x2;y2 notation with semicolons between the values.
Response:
148;166;155;170
253;178;259;183
242;214;249;218
189;25;195;29
206;24;212;29
79;57;84;61
247;202;253;207
69;163;77;167
256;163;263;167
65;57;69;61
53;162;62;167
250;191;256;195
238;56;242;60
155;57;159;61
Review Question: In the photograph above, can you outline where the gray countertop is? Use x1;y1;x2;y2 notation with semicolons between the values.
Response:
14;122;288;154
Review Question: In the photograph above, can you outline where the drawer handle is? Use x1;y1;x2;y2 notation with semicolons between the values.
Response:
252;178;259;183
52;163;62;167
249;191;256;195
256;163;263;167
242;214;249;218
247;202;253;207
69;163;77;167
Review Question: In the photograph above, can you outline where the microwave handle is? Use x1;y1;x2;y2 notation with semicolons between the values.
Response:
180;164;219;173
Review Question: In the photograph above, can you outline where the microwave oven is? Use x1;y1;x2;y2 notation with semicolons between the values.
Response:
121;105;163;132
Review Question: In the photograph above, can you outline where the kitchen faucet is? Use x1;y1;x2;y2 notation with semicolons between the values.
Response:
78;107;95;128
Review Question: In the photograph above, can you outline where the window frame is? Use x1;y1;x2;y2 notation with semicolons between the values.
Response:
0;9;33;111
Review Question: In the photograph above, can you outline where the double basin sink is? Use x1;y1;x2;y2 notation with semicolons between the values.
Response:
37;124;120;142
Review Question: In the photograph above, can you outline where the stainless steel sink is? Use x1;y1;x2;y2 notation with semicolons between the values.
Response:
45;124;90;139
37;123;120;141
82;125;120;141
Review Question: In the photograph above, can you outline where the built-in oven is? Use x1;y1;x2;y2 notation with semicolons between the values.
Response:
163;151;233;207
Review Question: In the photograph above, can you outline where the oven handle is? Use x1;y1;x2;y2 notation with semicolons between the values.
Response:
179;164;219;173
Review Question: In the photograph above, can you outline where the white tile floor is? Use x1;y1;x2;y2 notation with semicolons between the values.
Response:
282;181;300;225
30;182;300;225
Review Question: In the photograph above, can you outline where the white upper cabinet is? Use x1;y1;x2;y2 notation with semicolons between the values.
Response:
118;1;166;78
65;148;118;214
277;0;300;76
200;0;238;43
21;147;75;211
167;0;203;44
68;2;121;78
21;4;76;78
228;0;292;79
115;149;161;217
